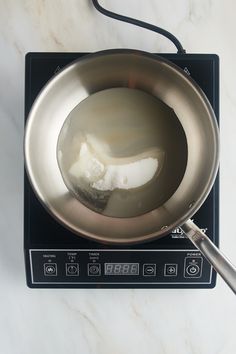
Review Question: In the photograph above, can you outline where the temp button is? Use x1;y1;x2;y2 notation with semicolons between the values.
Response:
66;263;79;276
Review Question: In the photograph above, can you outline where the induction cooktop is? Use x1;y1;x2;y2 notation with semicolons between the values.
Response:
24;52;219;288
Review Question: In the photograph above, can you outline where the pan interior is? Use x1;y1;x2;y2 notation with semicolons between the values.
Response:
57;87;188;218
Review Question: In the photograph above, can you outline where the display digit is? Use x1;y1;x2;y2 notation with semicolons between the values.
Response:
114;264;121;274
105;263;139;275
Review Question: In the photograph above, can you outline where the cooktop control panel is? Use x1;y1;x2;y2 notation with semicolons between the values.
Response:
29;249;211;288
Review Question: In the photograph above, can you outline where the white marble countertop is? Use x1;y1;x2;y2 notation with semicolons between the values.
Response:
1;1;236;353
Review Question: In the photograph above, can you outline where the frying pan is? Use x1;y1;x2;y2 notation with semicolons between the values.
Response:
24;49;236;293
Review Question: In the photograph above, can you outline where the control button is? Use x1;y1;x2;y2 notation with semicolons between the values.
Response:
88;263;101;276
184;257;203;278
66;263;79;276
143;264;156;276
164;264;178;276
44;263;57;276
186;265;200;276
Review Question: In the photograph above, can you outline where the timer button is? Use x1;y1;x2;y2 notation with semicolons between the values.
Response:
143;264;156;276
88;263;101;276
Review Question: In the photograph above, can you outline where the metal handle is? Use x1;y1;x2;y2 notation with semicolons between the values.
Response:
181;219;236;295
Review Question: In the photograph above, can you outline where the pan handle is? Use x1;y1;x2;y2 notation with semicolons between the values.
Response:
181;219;236;295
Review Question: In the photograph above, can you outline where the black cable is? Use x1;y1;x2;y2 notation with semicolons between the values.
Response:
92;0;186;54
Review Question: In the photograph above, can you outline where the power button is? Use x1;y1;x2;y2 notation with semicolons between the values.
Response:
186;264;200;276
184;257;203;278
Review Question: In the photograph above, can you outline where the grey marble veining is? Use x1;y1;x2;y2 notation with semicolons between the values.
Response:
0;1;236;353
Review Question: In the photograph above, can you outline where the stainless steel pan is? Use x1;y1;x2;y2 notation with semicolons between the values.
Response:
24;49;236;293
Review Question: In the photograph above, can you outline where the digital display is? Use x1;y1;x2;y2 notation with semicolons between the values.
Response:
105;263;139;275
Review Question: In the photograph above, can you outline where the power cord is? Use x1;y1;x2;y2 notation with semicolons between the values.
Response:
91;0;186;54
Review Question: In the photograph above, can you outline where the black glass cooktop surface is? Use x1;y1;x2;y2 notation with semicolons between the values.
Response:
24;52;219;288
